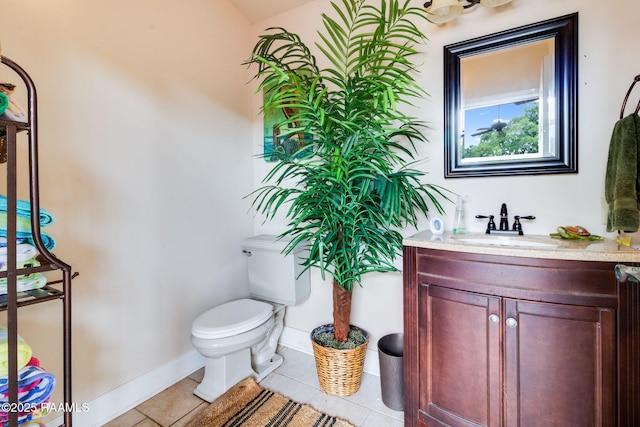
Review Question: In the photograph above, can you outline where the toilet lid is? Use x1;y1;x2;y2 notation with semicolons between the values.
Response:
192;299;273;339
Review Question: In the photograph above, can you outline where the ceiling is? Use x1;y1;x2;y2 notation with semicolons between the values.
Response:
231;0;316;24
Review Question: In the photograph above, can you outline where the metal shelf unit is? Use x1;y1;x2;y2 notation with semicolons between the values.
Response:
0;56;73;427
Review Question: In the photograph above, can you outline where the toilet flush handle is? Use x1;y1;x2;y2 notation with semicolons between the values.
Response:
242;249;252;257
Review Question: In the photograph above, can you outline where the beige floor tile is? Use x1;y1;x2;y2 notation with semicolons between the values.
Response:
260;372;317;403
169;402;208;427
307;389;371;426
345;372;403;421
135;377;205;426
276;347;321;388
361;410;404;427
103;408;147;427
134;419;162;427
187;368;204;383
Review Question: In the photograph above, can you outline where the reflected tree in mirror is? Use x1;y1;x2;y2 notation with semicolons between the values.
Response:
463;101;539;158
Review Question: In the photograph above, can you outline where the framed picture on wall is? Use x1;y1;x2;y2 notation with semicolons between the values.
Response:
262;87;310;162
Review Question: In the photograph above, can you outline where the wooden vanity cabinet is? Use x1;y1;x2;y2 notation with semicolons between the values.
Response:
403;246;640;427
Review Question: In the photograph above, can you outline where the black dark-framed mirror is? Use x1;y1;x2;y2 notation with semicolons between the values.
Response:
444;13;578;178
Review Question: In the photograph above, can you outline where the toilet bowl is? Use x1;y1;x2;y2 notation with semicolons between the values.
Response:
190;298;285;402
190;234;310;403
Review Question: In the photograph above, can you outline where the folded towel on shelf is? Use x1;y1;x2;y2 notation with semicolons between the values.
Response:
0;238;25;248
0;273;47;296
0;244;37;271
0;244;36;262
0;82;27;123
0;213;56;250
25;234;54;252
0;94;8;116
0;196;54;227
0;230;55;252
0;358;40;397
0;399;49;427
605;114;640;232
0;357;53;427
0;102;26;123
0;366;56;407
0;213;37;234
0;327;32;377
0;410;48;427
11;423;46;427
0;258;40;273
0;200;56;250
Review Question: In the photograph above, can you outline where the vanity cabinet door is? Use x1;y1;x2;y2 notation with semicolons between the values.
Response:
419;284;502;427
504;299;616;427
418;284;616;427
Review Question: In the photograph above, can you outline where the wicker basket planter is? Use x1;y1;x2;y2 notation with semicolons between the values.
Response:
310;324;369;396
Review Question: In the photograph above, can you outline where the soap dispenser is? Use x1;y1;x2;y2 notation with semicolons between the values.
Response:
452;195;468;234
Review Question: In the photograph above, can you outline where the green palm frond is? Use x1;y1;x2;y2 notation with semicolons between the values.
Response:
244;0;450;291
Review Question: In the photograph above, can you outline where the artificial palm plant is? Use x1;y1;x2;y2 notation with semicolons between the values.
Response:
246;0;448;344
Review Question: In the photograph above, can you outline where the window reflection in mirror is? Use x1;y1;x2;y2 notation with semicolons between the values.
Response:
444;13;578;178
461;38;554;163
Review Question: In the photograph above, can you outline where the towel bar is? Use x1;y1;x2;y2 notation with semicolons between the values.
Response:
619;74;640;119
615;264;640;282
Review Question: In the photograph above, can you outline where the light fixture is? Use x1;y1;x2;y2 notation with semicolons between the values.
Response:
424;0;512;24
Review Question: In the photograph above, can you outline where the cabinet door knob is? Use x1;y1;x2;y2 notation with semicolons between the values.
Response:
506;317;518;328
488;314;500;324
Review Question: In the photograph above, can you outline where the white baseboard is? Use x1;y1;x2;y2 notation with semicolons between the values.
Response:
49;350;204;427
280;325;380;377
48;326;378;426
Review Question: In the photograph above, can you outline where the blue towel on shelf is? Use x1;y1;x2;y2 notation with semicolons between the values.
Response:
0;231;54;251
0;215;55;250
27;234;54;251
0;196;56;250
0;361;53;426
0;196;54;227
0;365;56;407
0;237;25;248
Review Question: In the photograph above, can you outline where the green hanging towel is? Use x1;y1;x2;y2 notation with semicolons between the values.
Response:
605;114;640;232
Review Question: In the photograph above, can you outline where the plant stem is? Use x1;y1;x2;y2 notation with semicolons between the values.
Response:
333;278;352;342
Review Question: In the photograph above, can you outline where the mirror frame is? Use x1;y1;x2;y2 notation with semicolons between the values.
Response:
443;13;578;178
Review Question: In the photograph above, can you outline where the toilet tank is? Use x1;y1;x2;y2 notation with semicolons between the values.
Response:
241;235;311;306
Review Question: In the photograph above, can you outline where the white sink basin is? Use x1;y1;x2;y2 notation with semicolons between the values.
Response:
454;236;557;249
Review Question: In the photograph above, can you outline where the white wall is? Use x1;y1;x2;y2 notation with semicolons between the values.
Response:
0;0;256;421
250;0;640;354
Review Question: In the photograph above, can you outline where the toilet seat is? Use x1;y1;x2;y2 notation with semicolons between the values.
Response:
192;298;273;339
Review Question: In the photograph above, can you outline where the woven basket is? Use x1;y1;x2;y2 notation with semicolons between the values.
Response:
310;324;369;397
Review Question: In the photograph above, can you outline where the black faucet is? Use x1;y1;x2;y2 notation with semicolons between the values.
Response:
499;203;509;231
476;203;535;235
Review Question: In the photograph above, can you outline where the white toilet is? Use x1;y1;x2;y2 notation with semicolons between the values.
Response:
190;234;310;402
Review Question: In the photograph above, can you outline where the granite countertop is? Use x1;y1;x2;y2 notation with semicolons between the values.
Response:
403;230;640;263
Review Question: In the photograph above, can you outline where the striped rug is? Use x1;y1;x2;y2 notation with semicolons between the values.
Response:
186;377;355;427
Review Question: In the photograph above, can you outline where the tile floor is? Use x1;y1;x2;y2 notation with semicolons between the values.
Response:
104;346;404;427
